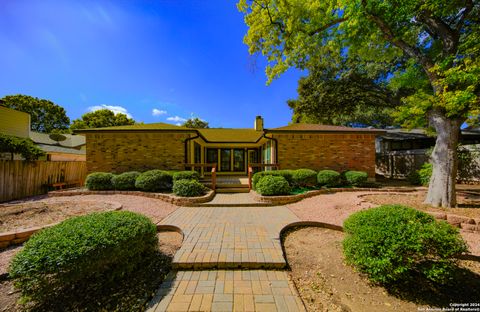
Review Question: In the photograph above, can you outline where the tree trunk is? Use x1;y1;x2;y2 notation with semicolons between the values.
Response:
424;110;462;208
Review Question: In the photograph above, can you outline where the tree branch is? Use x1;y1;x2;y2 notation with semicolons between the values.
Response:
253;0;285;33
454;0;474;30
308;17;347;36
364;11;437;83
417;10;459;55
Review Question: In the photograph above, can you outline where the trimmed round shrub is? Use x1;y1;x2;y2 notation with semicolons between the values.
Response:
291;169;317;187
135;170;173;192
8;211;158;303
252;170;293;190
111;171;140;190
173;171;200;181
173;179;206;197
344;170;368;186
317;170;341;187
85;172;114;190
256;175;291;196
343;205;468;284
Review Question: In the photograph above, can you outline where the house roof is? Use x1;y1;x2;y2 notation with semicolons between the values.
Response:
268;123;385;133
197;128;264;143
74;122;194;132
36;144;86;155
30;131;86;147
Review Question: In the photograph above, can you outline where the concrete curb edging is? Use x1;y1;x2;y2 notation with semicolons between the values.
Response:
253;187;419;205
48;189;216;206
0;201;123;249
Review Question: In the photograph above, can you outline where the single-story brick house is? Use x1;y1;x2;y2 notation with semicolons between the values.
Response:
76;116;383;178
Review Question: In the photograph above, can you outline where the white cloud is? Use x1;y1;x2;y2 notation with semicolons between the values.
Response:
167;116;187;123
88;104;132;118
152;108;167;116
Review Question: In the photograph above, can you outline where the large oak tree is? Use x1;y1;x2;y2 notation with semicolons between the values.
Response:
0;94;70;133
70;109;135;130
238;0;479;208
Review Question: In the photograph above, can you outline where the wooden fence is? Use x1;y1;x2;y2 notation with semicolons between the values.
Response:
0;160;87;202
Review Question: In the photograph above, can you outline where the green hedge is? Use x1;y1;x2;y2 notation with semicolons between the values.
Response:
343;205;468;284
135;170;173;192
111;171;140;190
173;179;206;197
85;172;115;190
9;211;158;303
256;175;291;196
344;170;368;186
173;171;200;181
252;170;293;190
317;170;342;187
291;169;317;187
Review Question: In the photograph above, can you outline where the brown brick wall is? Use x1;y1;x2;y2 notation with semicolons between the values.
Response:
85;132;193;173
272;133;377;177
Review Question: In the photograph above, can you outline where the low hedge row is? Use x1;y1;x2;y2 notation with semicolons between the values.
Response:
9;211;158;304
252;168;370;195
85;170;201;193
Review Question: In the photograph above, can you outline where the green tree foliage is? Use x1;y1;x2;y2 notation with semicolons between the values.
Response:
0;133;45;160
182;117;209;128
288;65;403;127
70;109;135;130
0;94;70;133
238;0;480;207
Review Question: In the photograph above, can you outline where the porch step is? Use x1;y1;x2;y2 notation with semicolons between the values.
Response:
216;187;250;193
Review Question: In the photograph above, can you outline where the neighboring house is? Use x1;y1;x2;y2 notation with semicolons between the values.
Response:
0;106;31;138
376;128;480;179
29;132;86;161
75;116;383;178
0;105;86;161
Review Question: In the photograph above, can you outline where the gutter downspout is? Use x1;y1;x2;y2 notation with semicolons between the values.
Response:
184;131;200;167
262;131;278;167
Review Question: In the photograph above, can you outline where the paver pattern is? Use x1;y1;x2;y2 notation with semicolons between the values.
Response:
200;193;265;207
147;270;305;312
159;207;299;269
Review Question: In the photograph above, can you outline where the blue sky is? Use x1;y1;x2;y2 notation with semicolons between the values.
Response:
0;0;303;128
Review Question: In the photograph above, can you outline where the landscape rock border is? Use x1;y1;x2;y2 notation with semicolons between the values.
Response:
0;201;123;249
357;193;480;234
48;188;215;206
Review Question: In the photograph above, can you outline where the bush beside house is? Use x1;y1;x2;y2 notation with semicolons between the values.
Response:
111;171;140;190
173;179;206;197
256;175;291;196
134;170;173;192
85;172;115;190
317;170;342;187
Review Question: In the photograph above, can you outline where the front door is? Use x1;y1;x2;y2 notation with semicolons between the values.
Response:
233;149;245;172
220;149;231;171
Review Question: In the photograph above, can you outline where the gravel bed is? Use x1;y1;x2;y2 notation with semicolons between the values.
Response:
287;191;480;257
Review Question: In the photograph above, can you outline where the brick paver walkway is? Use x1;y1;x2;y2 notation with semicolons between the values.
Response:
160;206;299;269
147;270;305;312
200;193;264;207
151;201;306;311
